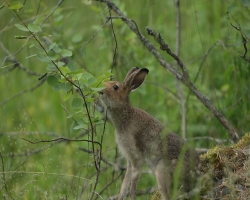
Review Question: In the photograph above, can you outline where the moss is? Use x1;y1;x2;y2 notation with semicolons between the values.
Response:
151;190;162;200
232;132;250;149
151;132;250;200
199;132;250;199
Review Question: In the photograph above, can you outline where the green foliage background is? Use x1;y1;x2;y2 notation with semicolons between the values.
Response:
0;0;249;199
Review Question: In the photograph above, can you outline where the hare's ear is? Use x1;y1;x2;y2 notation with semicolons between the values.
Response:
124;68;149;91
123;67;139;83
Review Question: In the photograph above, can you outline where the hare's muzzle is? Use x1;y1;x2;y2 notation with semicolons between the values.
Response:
99;82;108;95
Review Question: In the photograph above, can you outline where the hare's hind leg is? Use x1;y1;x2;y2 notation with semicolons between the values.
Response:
154;159;171;200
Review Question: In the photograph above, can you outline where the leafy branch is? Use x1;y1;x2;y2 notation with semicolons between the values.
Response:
3;0;112;174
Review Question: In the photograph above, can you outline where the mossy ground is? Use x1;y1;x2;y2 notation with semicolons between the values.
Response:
200;132;250;199
151;132;250;200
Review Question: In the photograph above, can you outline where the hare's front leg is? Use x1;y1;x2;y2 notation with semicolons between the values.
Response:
129;161;143;200
154;159;171;200
119;162;132;200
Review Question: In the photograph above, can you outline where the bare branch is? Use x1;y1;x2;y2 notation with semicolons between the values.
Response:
0;156;28;192
0;153;14;199
0;41;42;77
0;78;46;107
39;0;65;26
94;171;123;200
80;18;110;51
231;23;250;63
188;136;233;145
145;26;189;80
21;137;102;149
174;0;187;139
109;9;118;73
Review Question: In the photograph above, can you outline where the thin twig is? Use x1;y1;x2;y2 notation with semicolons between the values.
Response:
146;81;180;101
79;147;126;171
193;42;217;84
81;18;110;51
0;78;46;107
174;0;187;139
145;26;189;80
225;86;250;110
0;153;14;199
90;170;101;200
39;0;65;26
94;171;123;200
0;16;15;34
21;137;102;149
109;9;118;74
0;156;28;192
0;41;42;77
231;23;248;59
188;136;233;144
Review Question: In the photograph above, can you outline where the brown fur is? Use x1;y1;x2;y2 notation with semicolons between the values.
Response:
99;67;199;200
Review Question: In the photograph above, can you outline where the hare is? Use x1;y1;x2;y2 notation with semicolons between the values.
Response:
99;67;199;200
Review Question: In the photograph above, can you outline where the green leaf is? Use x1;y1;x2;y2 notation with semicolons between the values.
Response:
48;51;60;61
53;84;61;91
92;117;104;125
15;24;29;32
91;87;105;92
67;110;83;119
70;121;79;134
48;43;56;51
73;123;87;130
73;119;88;130
49;43;61;53
33;15;44;25
86;97;95;103
56;61;65;67
67;62;78;71
61;49;72;57
64;91;72;101
72;98;83;109
72;34;83;43
37;53;50;62
59;66;71;75
29;42;36;48
87;76;97;86
81;72;93;80
15;35;27;39
74;72;83;81
59;82;72;91
25;54;37;59
28;24;42;33
47;63;58;71
95;119;104;125
9;1;23;10
47;75;59;87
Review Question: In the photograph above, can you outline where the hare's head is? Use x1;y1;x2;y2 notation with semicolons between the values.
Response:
99;67;149;109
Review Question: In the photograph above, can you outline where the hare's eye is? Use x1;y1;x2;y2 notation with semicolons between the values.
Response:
113;84;119;90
